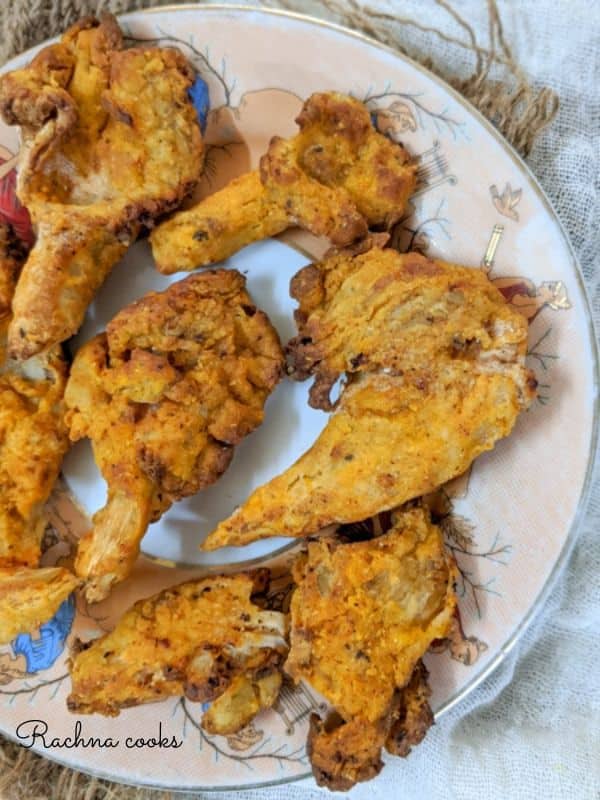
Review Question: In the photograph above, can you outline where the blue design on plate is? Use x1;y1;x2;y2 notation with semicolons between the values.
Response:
11;595;75;673
189;76;210;134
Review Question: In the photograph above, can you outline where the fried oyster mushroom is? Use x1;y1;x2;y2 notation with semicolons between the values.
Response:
65;270;283;602
0;222;69;568
204;248;536;550
0;14;204;360
0;223;73;641
0;323;69;568
68;569;288;734
286;507;456;790
0;566;79;645
151;91;416;273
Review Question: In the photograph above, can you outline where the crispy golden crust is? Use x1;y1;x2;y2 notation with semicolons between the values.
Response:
287;507;455;790
151;92;416;273
0;566;79;644
0;14;204;359
65;270;283;601
286;508;456;721
308;715;386;792
203;249;535;550
150;172;290;271
67;570;288;729
289;91;415;226
307;662;433;790
0;318;69;568
288;248;535;409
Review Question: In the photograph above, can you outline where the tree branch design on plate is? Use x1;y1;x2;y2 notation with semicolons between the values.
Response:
432;486;511;622
362;84;467;139
178;698;309;769
391;196;452;253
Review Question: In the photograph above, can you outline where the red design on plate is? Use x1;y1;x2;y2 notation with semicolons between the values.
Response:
0;155;33;247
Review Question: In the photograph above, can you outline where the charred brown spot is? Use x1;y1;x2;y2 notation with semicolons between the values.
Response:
163;664;185;681
289;264;324;306
113;107;133;126
376;165;411;203
308;372;339;412
385;661;433;758
373;271;401;292
307;713;385;791
377;473;395;489
451;335;481;359
402;256;442;278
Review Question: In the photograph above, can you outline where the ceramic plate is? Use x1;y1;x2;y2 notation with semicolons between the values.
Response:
0;5;597;792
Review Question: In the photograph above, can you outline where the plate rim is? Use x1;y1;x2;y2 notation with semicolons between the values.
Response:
0;3;597;793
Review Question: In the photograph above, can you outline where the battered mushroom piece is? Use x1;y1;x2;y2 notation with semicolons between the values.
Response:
67;569;288;732
0;566;79;645
0;213;69;573
0;13;204;359
307;715;385;791
307;662;433;790
150;92;416;273
0;318;69;568
286;507;456;790
203;248;536;550
0;329;69;568
65;270;283;602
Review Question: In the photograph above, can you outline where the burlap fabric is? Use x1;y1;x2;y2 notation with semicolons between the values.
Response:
0;2;597;799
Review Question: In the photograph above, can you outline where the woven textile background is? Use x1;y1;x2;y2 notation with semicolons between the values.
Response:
0;2;598;799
